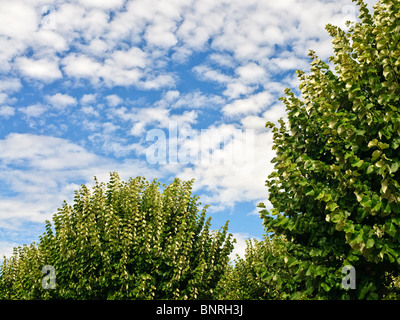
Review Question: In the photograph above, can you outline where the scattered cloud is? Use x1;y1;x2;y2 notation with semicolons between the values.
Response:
0;77;22;93
45;93;77;110
235;63;267;84
80;93;97;105
76;0;125;10
106;94;123;107
222;92;274;117
19;104;48;118
0;133;161;227
155;90;225;110
0;106;15;118
15;57;62;82
0;133;98;170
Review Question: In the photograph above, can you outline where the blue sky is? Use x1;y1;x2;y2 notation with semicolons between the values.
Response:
0;0;377;261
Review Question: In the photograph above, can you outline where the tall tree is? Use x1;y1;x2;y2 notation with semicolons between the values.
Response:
0;172;234;299
259;0;400;299
215;234;303;300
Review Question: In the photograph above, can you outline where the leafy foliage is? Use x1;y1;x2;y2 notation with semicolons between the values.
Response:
259;0;400;299
216;238;269;300
216;234;307;300
0;172;234;300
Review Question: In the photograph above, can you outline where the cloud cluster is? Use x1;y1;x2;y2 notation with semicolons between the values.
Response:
0;0;370;88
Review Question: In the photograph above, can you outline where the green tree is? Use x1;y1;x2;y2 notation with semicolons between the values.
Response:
216;234;305;300
215;238;267;300
0;172;234;300
259;0;400;299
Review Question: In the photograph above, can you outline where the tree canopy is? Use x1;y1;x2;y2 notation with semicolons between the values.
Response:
259;0;400;299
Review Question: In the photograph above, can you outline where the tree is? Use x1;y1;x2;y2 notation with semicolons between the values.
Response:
215;234;305;300
259;0;400;299
215;238;268;300
0;172;234;300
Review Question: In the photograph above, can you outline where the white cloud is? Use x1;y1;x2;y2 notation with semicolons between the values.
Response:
62;54;102;81
62;51;173;88
0;2;37;40
156;90;225;110
84;38;109;57
76;0;125;10
138;74;175;90
222;92;274;117
240;115;267;130
176;18;214;51
145;24;178;48
0;94;6;105
126;106;197;137
229;233;261;261
240;102;287;130
0;133;98;170
19;104;48;118
15;57;62;82
81;105;99;117
0;0;371;90
110;47;147;69
262;102;288;125
88;121;133;156
223;82;257;100
0;106;15;118
0;241;19;261
235;62;267;84
80;93;97;105
268;52;310;72
208;53;236;68
174;124;273;210
45;93;77;109
0;134;99;224
193;65;232;84
0;77;22;93
32;29;68;57
106;94;123;107
0;133;161;227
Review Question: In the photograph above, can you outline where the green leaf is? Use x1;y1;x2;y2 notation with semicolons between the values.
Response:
368;139;378;148
366;165;374;174
326;201;339;212
352;159;364;168
305;188;315;197
321;282;331;292
376;160;385;168
371;150;382;161
392;138;400;149
366;238;375;249
378;142;389;150
372;201;381;212
390;163;399;173
328;118;338;129
361;196;372;208
383;65;391;79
